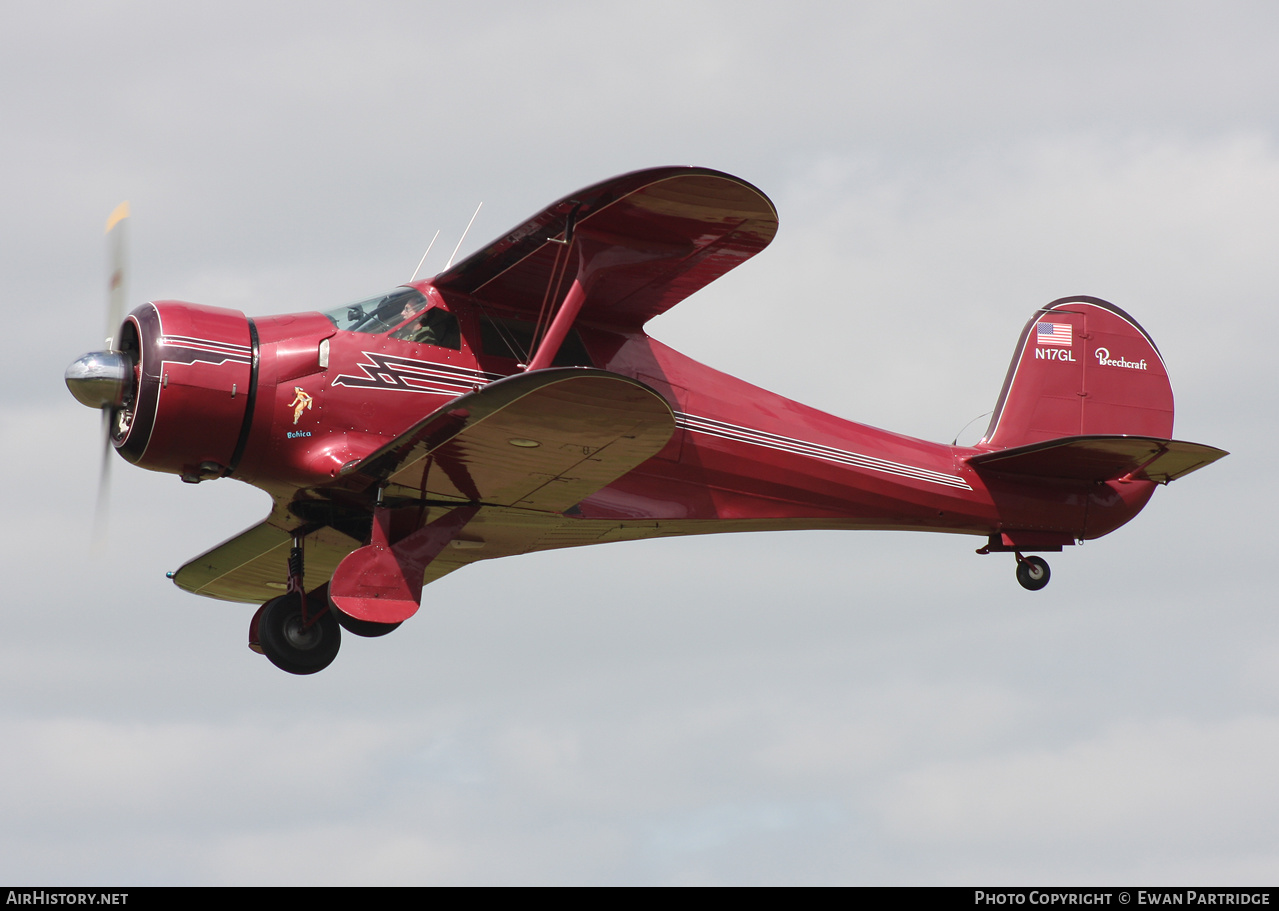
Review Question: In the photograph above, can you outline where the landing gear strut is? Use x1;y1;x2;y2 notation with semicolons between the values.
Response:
1015;554;1051;591
253;534;342;675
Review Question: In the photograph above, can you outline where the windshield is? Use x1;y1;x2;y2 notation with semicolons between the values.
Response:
323;287;426;334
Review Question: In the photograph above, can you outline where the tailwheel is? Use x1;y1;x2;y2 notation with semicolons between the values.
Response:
1015;555;1051;591
257;592;341;675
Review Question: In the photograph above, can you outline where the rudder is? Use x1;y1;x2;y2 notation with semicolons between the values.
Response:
981;297;1173;449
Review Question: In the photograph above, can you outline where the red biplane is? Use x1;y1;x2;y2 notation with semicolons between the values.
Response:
66;167;1227;674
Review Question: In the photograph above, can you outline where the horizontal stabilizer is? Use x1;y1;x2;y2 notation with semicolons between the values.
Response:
967;435;1228;483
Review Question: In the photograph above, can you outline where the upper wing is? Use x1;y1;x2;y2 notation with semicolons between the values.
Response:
967;435;1228;483
346;367;676;512
432;167;777;329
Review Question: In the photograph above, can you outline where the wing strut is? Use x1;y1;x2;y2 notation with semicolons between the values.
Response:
526;236;590;371
525;229;684;371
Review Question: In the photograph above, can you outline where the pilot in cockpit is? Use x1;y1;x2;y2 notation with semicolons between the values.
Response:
398;295;426;324
391;305;461;349
365;291;425;331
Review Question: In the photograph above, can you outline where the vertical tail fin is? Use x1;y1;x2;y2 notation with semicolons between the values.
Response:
981;296;1174;449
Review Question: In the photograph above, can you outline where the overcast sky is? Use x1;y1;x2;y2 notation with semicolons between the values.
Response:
1;0;1273;885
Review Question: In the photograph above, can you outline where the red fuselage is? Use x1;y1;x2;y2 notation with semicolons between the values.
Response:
115;282;1153;550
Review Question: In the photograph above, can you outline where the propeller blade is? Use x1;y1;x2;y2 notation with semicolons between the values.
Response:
93;409;114;549
105;201;128;350
96;201;130;545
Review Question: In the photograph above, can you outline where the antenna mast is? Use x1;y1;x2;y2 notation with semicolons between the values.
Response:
410;229;441;282
445;202;483;269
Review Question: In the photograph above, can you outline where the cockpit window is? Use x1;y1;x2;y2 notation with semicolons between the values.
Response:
323;287;426;334
390;307;461;349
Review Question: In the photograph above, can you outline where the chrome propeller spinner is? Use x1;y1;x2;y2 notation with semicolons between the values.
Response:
65;349;132;409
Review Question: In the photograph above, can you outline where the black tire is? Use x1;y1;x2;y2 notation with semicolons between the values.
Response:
332;609;402;639
1016;556;1051;591
258;593;341;675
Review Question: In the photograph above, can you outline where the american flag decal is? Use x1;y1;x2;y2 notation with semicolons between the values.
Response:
1036;322;1073;347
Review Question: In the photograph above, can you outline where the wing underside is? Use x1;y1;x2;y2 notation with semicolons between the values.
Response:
172;522;364;604
173;369;677;603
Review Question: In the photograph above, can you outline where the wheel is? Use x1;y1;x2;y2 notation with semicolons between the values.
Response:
257;593;341;674
332;609;402;638
1016;556;1051;591
305;585;402;638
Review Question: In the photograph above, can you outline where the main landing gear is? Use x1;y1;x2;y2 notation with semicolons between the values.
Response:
252;586;401;675
256;591;341;675
249;533;408;675
250;536;358;676
332;608;401;638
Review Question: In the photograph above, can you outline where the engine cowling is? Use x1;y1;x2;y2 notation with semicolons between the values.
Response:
115;301;255;482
